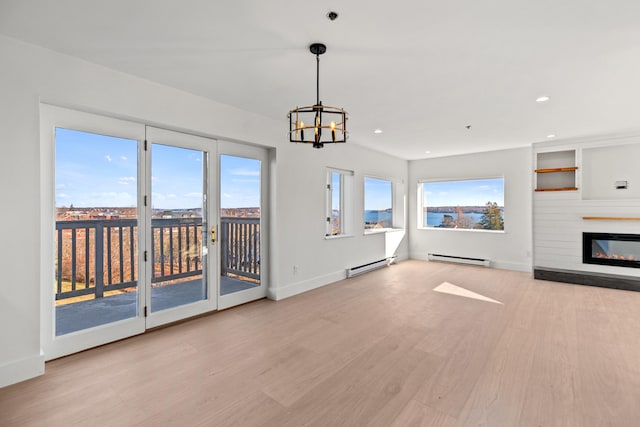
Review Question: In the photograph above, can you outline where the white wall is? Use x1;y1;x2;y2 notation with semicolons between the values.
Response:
408;147;533;272
0;34;408;386
582;142;640;200
271;144;409;299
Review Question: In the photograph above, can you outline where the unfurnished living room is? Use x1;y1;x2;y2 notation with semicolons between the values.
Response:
1;2;639;426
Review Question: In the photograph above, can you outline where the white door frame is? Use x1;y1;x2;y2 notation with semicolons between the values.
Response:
217;141;269;310
40;106;269;360
40;104;147;360
143;127;218;328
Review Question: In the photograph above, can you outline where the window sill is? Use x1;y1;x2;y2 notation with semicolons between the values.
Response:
419;227;505;234
324;234;354;240
364;228;404;235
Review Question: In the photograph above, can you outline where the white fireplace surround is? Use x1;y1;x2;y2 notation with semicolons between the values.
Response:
533;135;640;280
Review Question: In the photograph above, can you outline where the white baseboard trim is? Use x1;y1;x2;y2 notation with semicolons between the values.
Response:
265;254;426;302
408;254;531;273
268;270;347;301
0;352;45;388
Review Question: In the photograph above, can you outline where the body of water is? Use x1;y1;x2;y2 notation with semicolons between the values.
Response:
426;212;484;227
365;210;501;229
365;210;392;227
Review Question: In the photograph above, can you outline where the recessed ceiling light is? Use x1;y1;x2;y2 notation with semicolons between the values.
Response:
536;96;550;103
547;134;556;138
374;129;383;134
424;150;431;154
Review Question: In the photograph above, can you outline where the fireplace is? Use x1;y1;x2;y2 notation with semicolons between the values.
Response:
583;232;640;269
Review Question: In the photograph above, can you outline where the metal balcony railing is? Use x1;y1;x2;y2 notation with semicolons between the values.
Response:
55;216;260;301
220;217;260;280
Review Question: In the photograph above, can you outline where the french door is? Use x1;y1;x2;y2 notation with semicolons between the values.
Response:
217;141;269;310
41;106;267;360
144;127;218;328
42;106;148;359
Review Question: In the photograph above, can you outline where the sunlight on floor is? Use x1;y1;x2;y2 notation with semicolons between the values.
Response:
433;281;503;304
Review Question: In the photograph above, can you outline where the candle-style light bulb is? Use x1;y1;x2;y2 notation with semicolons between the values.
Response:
299;121;304;140
330;121;336;142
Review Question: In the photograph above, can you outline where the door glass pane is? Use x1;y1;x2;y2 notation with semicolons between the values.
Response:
54;128;139;335
150;144;207;312
219;155;261;295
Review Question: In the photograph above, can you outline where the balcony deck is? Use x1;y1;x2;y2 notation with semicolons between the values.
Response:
56;276;258;336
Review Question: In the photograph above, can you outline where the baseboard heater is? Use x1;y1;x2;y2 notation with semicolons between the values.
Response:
427;253;490;267
346;256;396;278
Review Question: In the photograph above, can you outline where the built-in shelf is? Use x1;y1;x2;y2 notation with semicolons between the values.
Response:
534;187;578;192
582;216;640;221
535;150;577;192
535;167;579;173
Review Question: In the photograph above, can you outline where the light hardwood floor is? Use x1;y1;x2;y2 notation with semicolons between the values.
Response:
2;260;639;426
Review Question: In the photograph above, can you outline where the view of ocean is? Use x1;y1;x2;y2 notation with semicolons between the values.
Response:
365;210;392;225
426;212;484;227
365;210;501;228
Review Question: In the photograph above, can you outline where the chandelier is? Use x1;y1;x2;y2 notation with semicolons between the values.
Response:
288;43;348;148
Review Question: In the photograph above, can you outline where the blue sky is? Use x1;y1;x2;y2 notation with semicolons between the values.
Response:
424;178;504;207
331;172;340;210
364;177;392;211
55;128;260;209
220;155;260;209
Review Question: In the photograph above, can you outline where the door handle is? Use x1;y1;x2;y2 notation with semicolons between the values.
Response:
211;225;216;244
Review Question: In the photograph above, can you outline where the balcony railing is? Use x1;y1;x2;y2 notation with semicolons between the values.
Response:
55;216;260;301
220;217;260;280
151;218;203;284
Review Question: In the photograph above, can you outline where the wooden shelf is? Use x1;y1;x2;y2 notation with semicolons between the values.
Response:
535;150;578;192
583;216;640;221
535;167;578;173
534;187;578;192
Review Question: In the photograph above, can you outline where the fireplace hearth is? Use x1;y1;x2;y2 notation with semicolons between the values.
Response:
583;232;640;269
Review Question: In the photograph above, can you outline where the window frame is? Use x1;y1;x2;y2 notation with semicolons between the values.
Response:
418;176;505;233
325;167;353;238
363;175;399;234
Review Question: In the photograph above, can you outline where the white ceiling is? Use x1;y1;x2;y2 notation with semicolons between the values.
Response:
2;0;640;159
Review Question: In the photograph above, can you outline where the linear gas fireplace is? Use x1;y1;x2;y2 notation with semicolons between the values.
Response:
583;232;640;269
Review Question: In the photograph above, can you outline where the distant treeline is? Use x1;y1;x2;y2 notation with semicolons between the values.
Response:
426;206;504;214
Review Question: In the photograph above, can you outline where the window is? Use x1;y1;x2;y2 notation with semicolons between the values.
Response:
420;177;504;230
326;168;353;236
364;177;393;231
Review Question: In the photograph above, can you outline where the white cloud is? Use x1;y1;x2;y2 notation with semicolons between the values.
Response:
56;184;66;190
57;192;71;199
118;177;136;185
120;156;128;161
105;155;112;162
184;192;202;198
